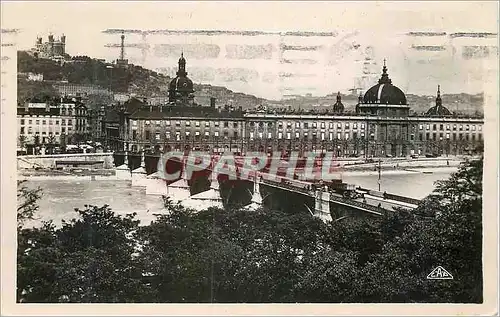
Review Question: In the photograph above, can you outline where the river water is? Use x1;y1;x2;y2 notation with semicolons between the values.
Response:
23;168;456;227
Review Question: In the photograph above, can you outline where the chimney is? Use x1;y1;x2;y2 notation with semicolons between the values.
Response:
210;97;216;108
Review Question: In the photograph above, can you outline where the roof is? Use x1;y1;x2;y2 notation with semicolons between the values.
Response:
129;106;244;119
426;105;452;116
104;108;120;122
362;63;407;105
124;97;146;113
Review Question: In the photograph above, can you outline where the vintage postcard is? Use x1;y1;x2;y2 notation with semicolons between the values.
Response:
1;1;498;316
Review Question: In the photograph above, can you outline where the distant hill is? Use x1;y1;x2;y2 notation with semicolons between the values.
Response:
274;92;484;115
17;50;484;115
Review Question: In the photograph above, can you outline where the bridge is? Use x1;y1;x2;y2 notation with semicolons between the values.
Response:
118;152;422;222
17;151;422;222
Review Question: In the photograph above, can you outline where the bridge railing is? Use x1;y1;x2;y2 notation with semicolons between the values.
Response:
261;178;388;214
359;187;420;206
261;178;311;195
328;194;385;214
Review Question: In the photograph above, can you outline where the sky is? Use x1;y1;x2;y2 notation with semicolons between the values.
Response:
2;1;499;99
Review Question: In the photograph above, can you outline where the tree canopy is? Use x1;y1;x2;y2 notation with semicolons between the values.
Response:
16;158;483;303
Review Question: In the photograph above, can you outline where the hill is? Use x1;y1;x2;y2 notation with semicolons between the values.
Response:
274;92;484;115
17;51;266;108
17;51;169;95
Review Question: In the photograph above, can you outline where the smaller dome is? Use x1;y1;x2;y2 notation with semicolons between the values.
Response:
426;105;452;116
333;92;344;113
168;53;195;103
426;85;452;116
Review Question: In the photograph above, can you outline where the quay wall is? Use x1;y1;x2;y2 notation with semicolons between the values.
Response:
17;153;115;169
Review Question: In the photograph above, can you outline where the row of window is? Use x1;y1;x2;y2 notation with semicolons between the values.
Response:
414;132;483;141
19;127;65;135
138;130;240;141
132;129;483;142
137;120;241;128
134;120;384;130
20;119;75;126
249;121;367;130
249;131;370;141
419;123;482;131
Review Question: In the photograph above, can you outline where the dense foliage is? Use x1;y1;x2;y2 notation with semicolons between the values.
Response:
17;159;483;303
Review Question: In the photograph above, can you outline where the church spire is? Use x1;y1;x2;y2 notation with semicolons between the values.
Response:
378;58;392;85
436;85;442;107
177;52;187;77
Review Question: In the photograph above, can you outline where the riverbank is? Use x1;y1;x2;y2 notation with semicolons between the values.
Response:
18;168;117;181
18;166;459;181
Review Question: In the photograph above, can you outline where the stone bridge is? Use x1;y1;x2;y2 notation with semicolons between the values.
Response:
115;152;421;222
18;152;422;222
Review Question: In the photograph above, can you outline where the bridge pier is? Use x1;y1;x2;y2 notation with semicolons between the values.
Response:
314;187;332;222
165;168;191;204
145;172;168;196
243;172;263;211
132;151;147;187
181;173;223;211
115;151;131;180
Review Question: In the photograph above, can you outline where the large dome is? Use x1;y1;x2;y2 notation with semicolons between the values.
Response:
363;62;407;105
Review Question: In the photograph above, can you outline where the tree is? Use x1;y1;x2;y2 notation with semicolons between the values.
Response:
16;158;484;303
355;158;483;303
17;180;43;228
18;135;27;148
17;205;152;303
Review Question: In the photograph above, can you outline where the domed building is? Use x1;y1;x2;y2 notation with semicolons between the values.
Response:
426;85;452;116
168;53;195;105
356;60;410;117
332;92;344;113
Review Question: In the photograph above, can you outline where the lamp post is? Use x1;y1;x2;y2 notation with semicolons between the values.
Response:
378;158;381;191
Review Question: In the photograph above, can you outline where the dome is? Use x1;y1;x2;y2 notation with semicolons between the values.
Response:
426;85;452;116
332;92;344;113
168;53;195;103
426;105;452;116
363;62;407;105
169;76;194;93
